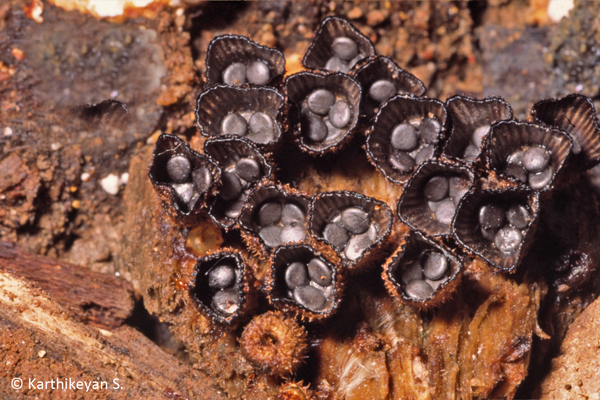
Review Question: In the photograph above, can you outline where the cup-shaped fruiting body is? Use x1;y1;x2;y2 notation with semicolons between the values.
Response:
366;95;447;183
277;381;316;400
204;35;286;88
486;121;573;192
308;191;393;272
397;160;475;237
531;94;600;168
266;243;343;321
303;16;376;73
383;231;462;309
148;134;221;218
286;71;361;154
239;183;311;258
452;187;540;272
190;249;255;325
196;85;285;147
353;57;426;119
240;311;308;377
204;137;273;230
443;95;513;165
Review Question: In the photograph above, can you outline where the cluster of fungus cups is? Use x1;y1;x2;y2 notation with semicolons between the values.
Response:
145;15;600;385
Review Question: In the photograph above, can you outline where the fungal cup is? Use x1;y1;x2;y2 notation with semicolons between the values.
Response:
266;243;342;321
397;160;475;237
205;35;286;88
309;191;392;272
196;85;284;147
353;56;426;119
149;134;221;218
452;187;540;272
239;184;311;258
286;72;361;154
303;16;376;73
190;250;254;325
443;95;513;165
383;231;462;309
531;93;600;169
486;120;573;192
366;95;447;183
203;137;273;229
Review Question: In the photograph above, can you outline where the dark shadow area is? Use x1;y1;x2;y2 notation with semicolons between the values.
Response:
125;299;190;363
187;1;249;61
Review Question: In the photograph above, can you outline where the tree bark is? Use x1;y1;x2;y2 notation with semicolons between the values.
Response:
0;270;228;400
0;240;134;330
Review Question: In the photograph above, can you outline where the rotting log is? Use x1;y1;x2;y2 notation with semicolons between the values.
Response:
0;270;228;400
537;294;600;399
0;240;134;330
120;146;545;400
120;149;280;399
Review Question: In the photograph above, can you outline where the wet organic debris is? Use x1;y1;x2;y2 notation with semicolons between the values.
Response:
1;1;600;399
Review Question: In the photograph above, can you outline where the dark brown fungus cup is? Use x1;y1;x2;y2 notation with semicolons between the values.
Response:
285;71;361;154
443;95;513;165
308;191;392;272
190;249;255;326
382;231;462;309
302;16;376;73
266;243;343;322
366;95;447;184
203;137;273;230
240;311;308;377
486;120;573;192
531;94;600;168
353;56;426;119
238;183;311;259
195;85;285;148
204;34;286;89
397;160;475;238
148;133;221;218
452;187;540;272
277;381;316;400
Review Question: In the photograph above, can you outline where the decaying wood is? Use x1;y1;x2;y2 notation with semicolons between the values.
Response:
0;240;134;330
0;270;228;400
120;150;280;399
121;147;546;400
537;294;600;399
